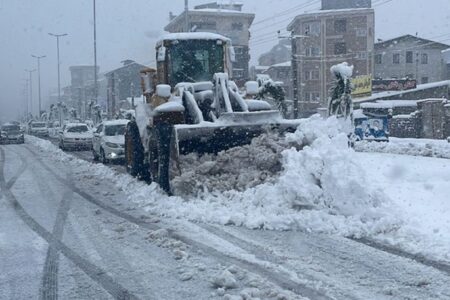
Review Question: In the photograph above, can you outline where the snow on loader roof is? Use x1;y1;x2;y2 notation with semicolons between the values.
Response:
156;32;231;47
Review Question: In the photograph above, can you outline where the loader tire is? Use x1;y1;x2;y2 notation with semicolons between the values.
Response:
148;124;173;195
125;121;145;178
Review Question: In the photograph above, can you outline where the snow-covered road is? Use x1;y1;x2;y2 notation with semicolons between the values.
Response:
2;136;450;299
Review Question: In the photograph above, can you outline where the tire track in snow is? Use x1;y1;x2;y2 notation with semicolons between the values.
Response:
0;146;138;300
24;145;333;300
351;237;450;276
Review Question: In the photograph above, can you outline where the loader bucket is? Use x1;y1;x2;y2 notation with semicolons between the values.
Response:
173;111;300;155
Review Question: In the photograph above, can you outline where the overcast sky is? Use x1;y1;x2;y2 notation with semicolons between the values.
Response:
1;0;450;120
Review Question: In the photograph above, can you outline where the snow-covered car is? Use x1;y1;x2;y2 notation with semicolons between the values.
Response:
92;120;128;163
28;121;49;137
58;123;93;151
0;123;25;144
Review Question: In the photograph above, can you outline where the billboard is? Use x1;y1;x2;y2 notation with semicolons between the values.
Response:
372;79;417;92
351;75;372;98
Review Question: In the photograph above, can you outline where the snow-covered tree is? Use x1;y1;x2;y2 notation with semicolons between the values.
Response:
328;62;353;119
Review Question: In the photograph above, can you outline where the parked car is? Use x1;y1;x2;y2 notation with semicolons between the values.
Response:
0;123;25;144
28;121;49;137
92;120;128;163
58;123;93;151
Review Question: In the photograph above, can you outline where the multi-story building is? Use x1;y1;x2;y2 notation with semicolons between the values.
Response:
164;1;255;83
258;39;292;67
69;65;99;117
104;60;147;117
374;35;450;84
287;0;374;111
265;62;293;99
444;48;450;80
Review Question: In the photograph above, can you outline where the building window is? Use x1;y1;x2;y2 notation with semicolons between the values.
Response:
191;22;216;31
233;69;244;79
356;28;367;37
356;52;367;60
232;23;243;31
421;53;428;64
406;51;413;63
393;53;400;64
334;19;347;33
375;54;382;64
304;22;320;36
334;42;346;55
421;77;429;84
305;92;320;102
233;46;244;55
305;47;320;57
304;70;319;80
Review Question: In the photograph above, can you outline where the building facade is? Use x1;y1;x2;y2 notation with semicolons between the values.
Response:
104;60;147;117
265;61;293;99
287;5;375;108
441;48;450;80
374;35;450;84
164;2;255;83
258;39;292;67
69;65;99;117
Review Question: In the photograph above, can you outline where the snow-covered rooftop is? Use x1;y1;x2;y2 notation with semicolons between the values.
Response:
360;100;418;109
270;61;291;68
354;80;450;103
157;32;230;47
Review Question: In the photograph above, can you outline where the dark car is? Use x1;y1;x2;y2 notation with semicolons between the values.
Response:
0;124;25;144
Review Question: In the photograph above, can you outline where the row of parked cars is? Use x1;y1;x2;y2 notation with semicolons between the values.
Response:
58;120;128;163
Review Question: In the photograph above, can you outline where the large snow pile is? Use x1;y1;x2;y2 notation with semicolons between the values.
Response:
156;115;399;234
355;137;450;159
171;133;293;195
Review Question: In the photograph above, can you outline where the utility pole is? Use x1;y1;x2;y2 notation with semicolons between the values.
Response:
93;0;98;104
184;0;189;32
31;54;46;119
23;79;29;122
25;69;36;119
49;33;68;105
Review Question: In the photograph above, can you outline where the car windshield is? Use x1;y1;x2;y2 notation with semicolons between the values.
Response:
1;125;20;132
31;123;46;128
104;124;126;136
67;125;89;133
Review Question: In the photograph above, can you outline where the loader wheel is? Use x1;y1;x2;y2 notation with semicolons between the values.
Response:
125;121;145;178
148;124;173;195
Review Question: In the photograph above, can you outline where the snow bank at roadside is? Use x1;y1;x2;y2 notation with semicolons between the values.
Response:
355;137;450;159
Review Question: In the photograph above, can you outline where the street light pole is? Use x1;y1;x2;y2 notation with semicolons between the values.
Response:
93;0;98;104
49;33;68;105
31;54;46;119
25;69;36;119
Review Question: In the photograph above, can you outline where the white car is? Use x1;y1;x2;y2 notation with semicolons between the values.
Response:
28;121;49;137
92;120;128;163
58;123;93;151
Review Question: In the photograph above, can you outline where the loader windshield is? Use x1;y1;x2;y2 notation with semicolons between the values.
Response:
168;39;224;85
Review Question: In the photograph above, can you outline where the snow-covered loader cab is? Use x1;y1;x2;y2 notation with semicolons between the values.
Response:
125;33;300;194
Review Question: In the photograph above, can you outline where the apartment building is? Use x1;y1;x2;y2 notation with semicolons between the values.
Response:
374;35;450;84
287;0;374;109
